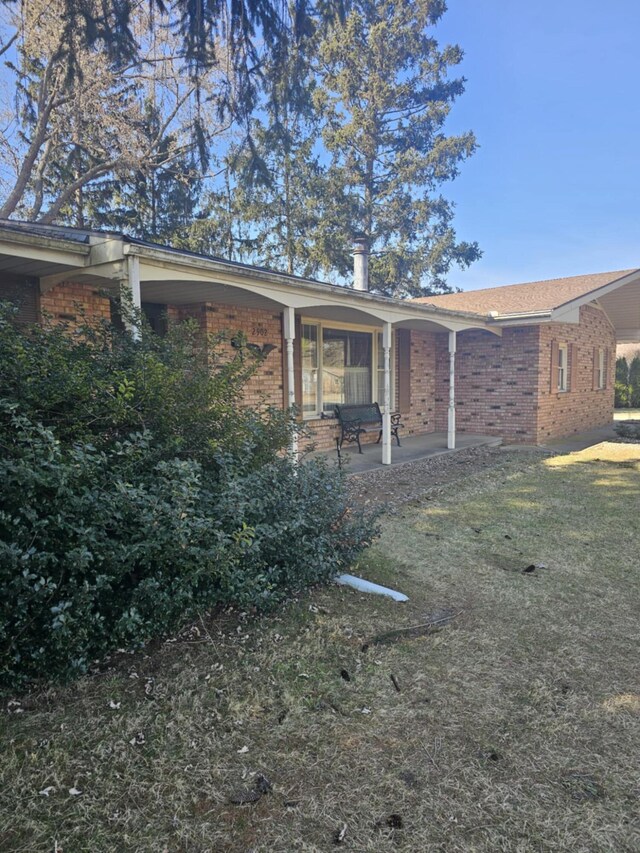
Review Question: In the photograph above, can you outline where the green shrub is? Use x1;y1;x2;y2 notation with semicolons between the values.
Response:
629;357;640;409
614;420;640;440
0;299;294;470
615;380;630;409
0;304;378;690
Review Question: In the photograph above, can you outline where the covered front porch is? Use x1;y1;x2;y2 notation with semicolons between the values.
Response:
0;221;501;465
310;430;502;473
108;242;500;465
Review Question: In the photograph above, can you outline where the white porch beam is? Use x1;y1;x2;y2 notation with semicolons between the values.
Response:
283;306;298;462
40;260;125;292
447;330;457;450
123;254;142;340
382;321;392;465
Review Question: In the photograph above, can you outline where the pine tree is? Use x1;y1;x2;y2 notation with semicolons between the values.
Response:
315;0;480;296
629;356;640;408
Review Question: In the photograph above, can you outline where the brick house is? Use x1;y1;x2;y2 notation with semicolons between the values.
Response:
415;270;640;444
1;220;638;458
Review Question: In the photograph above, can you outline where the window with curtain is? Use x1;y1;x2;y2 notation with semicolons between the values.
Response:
322;328;372;412
301;324;381;415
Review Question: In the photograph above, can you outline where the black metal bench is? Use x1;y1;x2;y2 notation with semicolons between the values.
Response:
334;402;403;454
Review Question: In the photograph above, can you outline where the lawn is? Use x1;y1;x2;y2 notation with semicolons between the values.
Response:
2;443;640;852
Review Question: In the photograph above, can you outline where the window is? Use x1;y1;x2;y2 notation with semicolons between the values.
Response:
597;348;605;390
142;302;168;336
558;343;568;392
377;332;386;404
301;323;319;414
301;322;392;416
0;276;38;324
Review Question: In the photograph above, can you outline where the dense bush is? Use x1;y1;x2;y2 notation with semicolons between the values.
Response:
615;355;640;409
0;303;378;689
615;380;630;409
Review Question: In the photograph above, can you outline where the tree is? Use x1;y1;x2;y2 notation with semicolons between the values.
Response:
629;356;640;408
314;0;480;296
0;1;228;225
209;21;329;277
615;356;630;409
0;0;338;132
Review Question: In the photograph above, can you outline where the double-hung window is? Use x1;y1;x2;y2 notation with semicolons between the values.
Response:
301;322;392;417
557;343;568;392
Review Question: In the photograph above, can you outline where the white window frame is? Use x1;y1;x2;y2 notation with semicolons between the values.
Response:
300;318;394;419
597;348;605;390
558;343;568;392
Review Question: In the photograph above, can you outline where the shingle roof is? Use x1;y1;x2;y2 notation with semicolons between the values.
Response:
414;270;640;317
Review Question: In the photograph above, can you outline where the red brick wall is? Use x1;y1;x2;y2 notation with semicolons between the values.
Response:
401;330;438;435
172;302;286;410
535;305;615;442
433;305;615;444
33;285;616;447
434;327;541;443
39;282;111;328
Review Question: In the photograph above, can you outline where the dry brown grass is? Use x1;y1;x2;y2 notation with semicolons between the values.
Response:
2;445;640;852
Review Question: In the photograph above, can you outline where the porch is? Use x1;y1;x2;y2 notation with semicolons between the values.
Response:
309;431;502;473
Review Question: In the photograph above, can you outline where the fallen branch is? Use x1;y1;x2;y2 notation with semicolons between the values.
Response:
362;611;463;650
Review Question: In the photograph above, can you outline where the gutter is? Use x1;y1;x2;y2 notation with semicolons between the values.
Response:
0;226;90;257
124;242;490;327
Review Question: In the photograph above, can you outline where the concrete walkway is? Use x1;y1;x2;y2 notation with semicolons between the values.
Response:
311;431;502;474
542;421;619;453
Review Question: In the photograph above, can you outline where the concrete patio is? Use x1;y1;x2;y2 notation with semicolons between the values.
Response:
309;431;502;474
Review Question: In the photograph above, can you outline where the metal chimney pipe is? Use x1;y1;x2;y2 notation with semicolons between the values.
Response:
352;234;369;291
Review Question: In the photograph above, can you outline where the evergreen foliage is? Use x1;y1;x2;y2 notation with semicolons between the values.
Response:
0;304;377;690
0;1;479;295
629;356;640;408
615;354;640;409
314;0;480;295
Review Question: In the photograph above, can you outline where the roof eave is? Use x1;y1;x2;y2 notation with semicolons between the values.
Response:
125;242;490;326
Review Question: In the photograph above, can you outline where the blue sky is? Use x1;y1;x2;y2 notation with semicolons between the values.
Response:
435;0;640;291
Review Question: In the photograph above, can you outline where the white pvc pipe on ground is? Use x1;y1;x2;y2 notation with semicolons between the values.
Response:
335;574;409;602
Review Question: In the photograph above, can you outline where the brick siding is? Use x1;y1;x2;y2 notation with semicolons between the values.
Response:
535;305;616;442
31;282;616;448
172;302;285;410
433;305;615;444
39;282;111;328
435;327;541;443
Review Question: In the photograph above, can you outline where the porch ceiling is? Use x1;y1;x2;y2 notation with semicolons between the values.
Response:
597;277;640;341
299;304;384;326
139;279;287;312
0;254;72;278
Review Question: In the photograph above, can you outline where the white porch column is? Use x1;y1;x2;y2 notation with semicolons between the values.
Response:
123;254;142;340
382;321;392;465
283;306;298;461
447;330;457;450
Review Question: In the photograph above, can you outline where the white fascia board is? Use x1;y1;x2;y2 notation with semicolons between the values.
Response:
0;237;88;268
88;237;125;266
551;269;640;316
490;312;552;327
129;245;492;332
549;305;581;324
